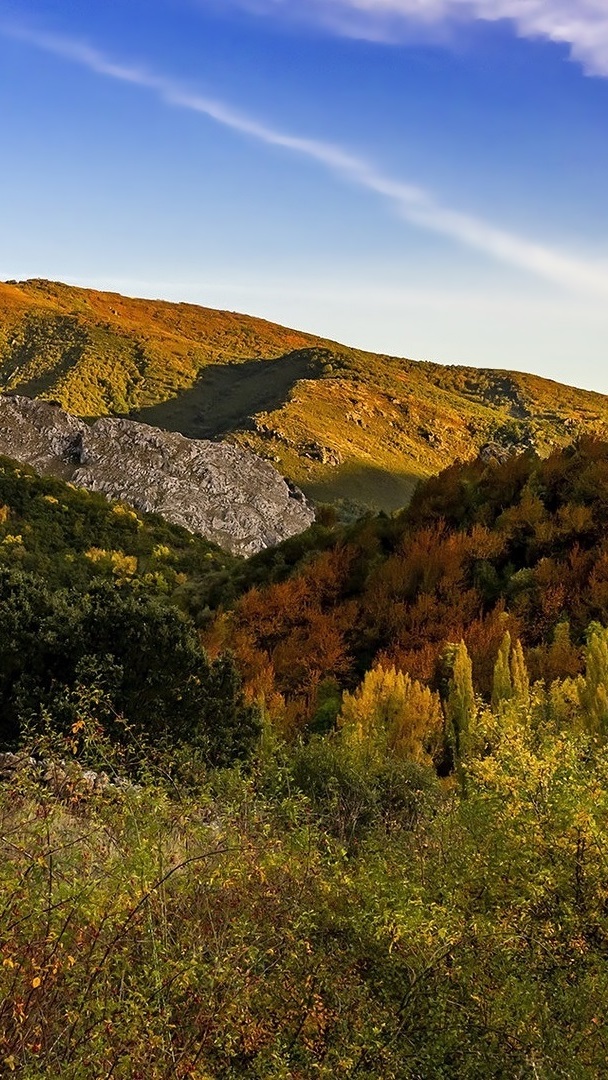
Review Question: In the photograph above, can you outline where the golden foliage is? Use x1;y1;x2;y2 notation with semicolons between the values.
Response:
338;664;442;764
85;547;138;578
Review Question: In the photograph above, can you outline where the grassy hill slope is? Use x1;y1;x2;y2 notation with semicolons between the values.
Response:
0;453;237;600
2;278;608;511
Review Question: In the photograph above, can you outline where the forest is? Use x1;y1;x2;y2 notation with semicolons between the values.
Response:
215;436;608;737
3;439;608;1076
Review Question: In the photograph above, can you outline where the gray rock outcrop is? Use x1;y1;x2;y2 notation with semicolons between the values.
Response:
0;394;315;556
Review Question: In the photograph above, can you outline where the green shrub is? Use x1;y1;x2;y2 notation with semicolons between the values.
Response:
0;569;259;768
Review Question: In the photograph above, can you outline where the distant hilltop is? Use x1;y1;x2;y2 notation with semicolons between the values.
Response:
2;278;608;512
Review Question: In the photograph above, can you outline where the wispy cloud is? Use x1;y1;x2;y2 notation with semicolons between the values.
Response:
224;1;608;77
4;22;608;297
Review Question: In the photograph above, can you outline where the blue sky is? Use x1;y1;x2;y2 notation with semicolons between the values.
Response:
1;0;607;391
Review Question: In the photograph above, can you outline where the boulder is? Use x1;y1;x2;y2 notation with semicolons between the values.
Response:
0;395;315;556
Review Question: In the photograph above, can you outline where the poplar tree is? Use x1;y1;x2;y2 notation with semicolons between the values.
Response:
510;637;530;709
578;623;608;737
492;630;514;712
445;640;476;792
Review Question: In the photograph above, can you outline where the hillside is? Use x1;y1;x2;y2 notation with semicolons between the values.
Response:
0;453;238;603
211;437;608;732
3;278;608;511
0;453;261;758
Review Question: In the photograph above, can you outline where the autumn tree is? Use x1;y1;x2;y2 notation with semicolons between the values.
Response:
492;631;513;712
338;664;442;765
578;622;608;737
491;630;531;715
510;637;530;709
445;640;476;784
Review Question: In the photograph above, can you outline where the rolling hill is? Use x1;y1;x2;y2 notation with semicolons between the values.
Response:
2;277;608;511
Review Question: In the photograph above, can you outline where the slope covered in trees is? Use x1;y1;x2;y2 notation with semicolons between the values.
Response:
4;435;608;758
3;278;608;511
213;437;608;733
0;456;258;765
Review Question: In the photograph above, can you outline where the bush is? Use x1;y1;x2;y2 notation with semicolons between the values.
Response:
287;735;439;843
0;569;259;768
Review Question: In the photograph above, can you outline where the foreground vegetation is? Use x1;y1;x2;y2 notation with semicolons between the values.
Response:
3;278;608;510
3;637;608;1078
5;439;608;1074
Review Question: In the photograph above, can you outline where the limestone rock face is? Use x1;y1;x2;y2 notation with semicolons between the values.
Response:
0;395;315;556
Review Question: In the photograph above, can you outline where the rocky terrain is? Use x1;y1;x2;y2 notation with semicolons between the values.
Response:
0;394;314;556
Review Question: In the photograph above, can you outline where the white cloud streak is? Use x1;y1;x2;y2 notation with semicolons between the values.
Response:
4;23;608;297
224;1;608;77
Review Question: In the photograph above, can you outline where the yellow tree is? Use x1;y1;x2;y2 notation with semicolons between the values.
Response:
491;630;531;713
445;640;477;785
578;623;608;737
510;637;530;709
492;630;513;712
338;664;442;765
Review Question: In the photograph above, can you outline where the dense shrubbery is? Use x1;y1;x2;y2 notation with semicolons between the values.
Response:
0;568;259;766
3;648;608;1076
0;459;261;767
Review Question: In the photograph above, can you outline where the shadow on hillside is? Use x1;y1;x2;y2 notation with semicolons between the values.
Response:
132;349;325;441
304;463;421;515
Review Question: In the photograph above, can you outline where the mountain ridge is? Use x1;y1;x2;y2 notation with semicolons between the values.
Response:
2;278;608;511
